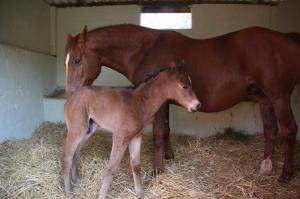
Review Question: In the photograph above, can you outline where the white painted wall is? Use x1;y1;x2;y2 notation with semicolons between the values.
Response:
51;1;300;139
0;0;51;54
0;0;56;141
276;0;300;32
56;5;140;87
0;44;56;142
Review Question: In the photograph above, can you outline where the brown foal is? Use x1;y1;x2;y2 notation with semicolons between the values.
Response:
61;64;200;199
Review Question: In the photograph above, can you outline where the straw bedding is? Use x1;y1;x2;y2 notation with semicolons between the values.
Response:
0;122;299;199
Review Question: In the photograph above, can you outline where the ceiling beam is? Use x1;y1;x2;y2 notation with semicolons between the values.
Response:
46;0;282;7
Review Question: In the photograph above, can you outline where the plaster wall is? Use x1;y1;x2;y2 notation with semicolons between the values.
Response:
0;0;51;54
0;44;56;142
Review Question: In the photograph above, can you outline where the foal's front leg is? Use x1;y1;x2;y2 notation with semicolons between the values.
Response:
129;135;144;198
99;135;128;199
61;131;84;199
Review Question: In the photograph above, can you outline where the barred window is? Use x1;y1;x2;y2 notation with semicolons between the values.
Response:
140;6;192;30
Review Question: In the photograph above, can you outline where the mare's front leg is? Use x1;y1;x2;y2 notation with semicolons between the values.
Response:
153;103;173;175
129;135;144;198
99;135;128;199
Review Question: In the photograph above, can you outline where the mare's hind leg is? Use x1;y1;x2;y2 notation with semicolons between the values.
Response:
153;103;173;175
163;104;174;160
255;95;278;175
129;135;144;198
61;129;85;199
271;97;297;182
99;135;128;199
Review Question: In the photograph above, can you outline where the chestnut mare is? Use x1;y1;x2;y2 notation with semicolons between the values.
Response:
61;64;200;199
65;24;300;182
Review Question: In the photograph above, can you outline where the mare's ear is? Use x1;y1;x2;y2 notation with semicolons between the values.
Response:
78;25;88;44
66;34;73;43
177;59;185;72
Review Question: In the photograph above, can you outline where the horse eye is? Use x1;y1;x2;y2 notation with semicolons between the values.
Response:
74;58;81;65
183;85;188;89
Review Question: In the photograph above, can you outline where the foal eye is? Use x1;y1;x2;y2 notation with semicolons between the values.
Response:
183;85;188;89
74;58;81;65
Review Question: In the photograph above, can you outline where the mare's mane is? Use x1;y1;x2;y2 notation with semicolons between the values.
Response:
89;24;142;33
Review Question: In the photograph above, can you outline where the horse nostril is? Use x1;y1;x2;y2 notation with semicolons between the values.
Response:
196;103;201;111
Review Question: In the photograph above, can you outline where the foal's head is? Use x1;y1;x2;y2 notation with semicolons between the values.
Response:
156;62;201;112
65;25;101;97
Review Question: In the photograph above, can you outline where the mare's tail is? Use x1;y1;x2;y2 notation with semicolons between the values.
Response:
286;32;300;47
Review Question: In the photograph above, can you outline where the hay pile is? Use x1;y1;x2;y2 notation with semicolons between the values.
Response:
0;123;299;199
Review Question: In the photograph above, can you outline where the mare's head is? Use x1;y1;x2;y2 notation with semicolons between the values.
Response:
65;25;101;97
159;61;201;112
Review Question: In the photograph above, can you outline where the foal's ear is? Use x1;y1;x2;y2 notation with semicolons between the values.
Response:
66;34;73;43
177;59;185;72
78;25;88;44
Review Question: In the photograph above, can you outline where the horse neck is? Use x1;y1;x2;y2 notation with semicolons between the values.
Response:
133;75;168;122
87;30;154;81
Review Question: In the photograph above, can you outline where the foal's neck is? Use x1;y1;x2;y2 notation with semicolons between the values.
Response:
133;76;168;123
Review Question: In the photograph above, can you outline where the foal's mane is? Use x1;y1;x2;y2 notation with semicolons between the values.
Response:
133;67;170;89
133;61;185;89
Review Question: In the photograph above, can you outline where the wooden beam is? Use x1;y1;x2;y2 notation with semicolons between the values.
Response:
46;0;282;7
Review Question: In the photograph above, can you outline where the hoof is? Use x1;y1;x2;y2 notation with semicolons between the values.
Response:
258;158;272;176
66;192;75;199
164;150;174;160
136;190;145;199
152;168;163;176
72;175;81;184
278;172;293;183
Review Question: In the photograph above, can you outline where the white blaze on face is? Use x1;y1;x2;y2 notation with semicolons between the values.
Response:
65;52;70;81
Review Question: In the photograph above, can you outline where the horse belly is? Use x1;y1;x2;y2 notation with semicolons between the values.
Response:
194;77;249;113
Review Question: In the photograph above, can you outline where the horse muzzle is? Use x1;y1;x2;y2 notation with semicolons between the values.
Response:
188;100;201;112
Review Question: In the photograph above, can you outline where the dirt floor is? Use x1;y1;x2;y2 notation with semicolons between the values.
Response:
0;122;300;199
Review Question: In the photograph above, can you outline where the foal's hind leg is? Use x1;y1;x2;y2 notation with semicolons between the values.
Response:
99;135;128;199
71;120;97;183
129;135;144;198
271;97;297;182
153;103;173;175
255;95;278;175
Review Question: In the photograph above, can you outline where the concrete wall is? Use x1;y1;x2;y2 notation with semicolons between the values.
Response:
0;0;51;54
52;1;300;138
0;44;56;142
56;5;139;87
276;0;300;33
0;0;56;141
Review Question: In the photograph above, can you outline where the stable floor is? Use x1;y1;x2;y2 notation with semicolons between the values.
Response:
0;123;300;199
